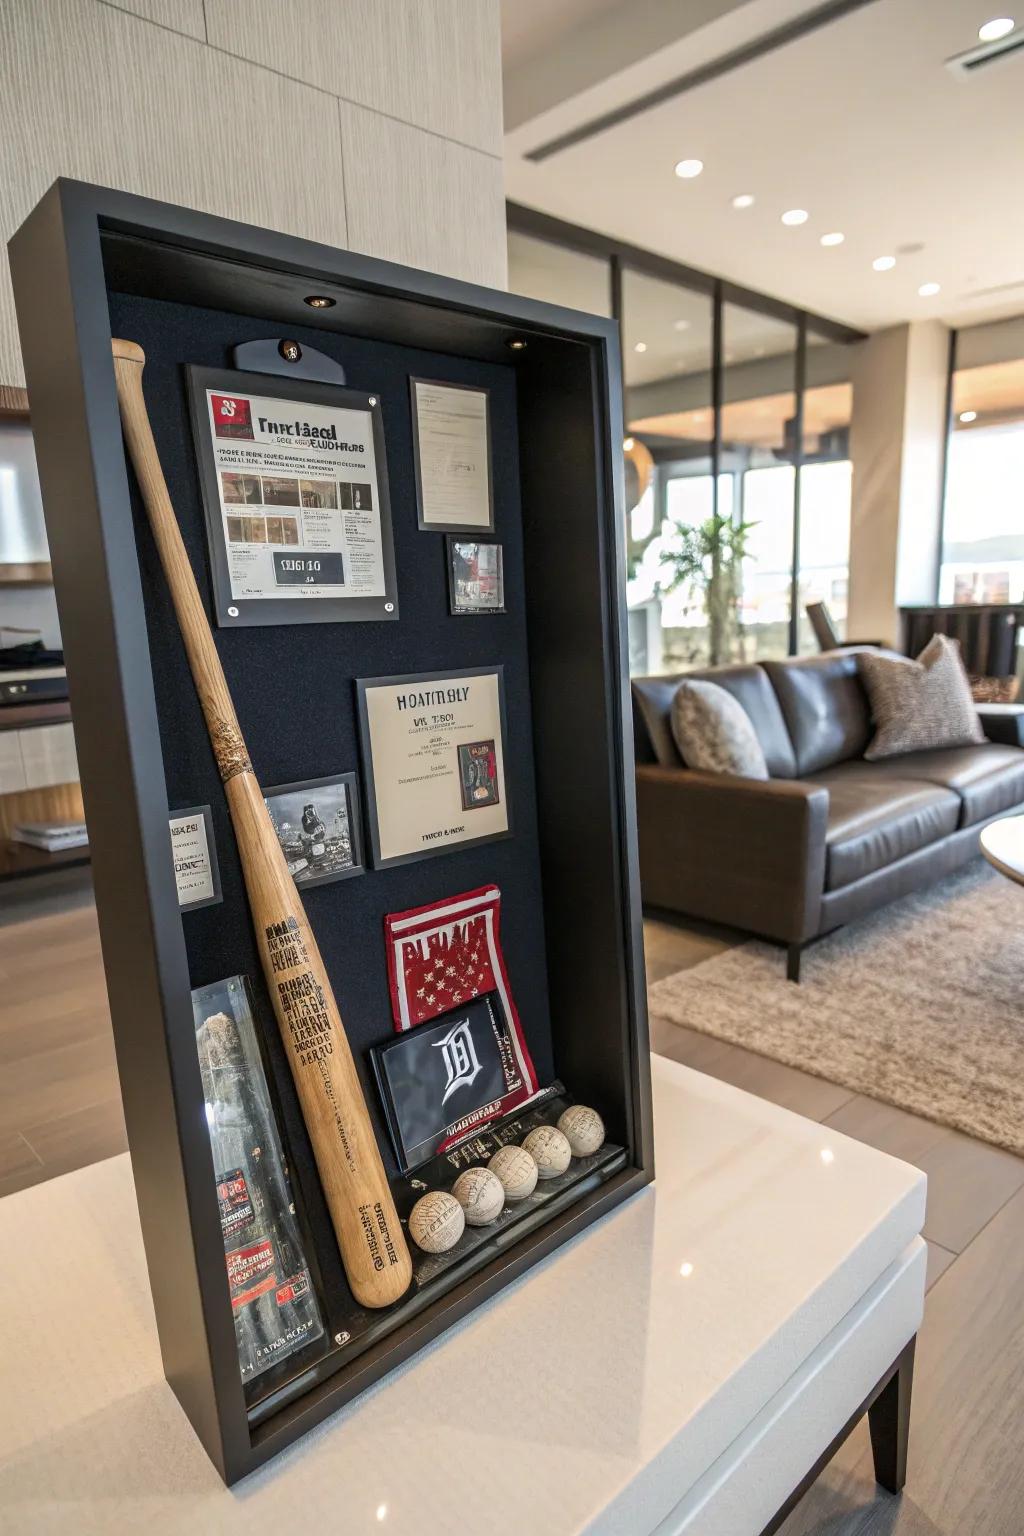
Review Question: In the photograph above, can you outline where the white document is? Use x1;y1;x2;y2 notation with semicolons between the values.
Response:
169;810;217;908
413;380;492;530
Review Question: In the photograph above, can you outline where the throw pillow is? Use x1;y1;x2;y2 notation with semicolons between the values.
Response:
859;634;985;760
670;679;769;780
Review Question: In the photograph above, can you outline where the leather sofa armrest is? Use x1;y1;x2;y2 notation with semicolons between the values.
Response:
635;765;829;944
976;704;1024;747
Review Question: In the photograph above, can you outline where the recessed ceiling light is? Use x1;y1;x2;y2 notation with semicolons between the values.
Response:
674;158;704;179
634;341;647;353
979;17;1015;41
872;255;896;271
781;209;809;226
303;294;336;308
673;319;691;332
918;282;941;297
959;410;978;422
731;193;755;209
820;232;844;246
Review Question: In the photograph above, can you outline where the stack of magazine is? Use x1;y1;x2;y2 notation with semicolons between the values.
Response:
12;818;88;853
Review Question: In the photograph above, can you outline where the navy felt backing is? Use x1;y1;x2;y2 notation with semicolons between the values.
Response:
107;292;554;1320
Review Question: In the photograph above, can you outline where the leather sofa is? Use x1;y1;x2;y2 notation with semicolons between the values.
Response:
632;649;1024;980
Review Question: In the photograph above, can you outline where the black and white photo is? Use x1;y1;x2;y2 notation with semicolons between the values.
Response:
263;774;365;888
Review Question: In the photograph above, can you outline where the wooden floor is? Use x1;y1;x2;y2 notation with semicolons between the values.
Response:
0;871;124;1198
2;886;1023;1530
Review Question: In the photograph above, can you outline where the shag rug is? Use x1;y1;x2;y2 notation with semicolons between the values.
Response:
648;862;1024;1156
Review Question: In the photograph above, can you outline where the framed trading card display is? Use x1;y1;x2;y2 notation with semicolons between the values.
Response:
187;367;398;627
446;536;505;615
356;667;511;868
410;378;494;532
262;773;365;888
373;994;537;1173
169;804;222;911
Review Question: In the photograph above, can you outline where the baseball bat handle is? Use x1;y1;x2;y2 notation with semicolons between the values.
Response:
111;338;412;1309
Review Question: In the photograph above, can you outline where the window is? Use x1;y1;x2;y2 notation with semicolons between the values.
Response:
505;207;863;673
621;270;716;672
507;230;612;316
797;333;854;651
940;345;1024;606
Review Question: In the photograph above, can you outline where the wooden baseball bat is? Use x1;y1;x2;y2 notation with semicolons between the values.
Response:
111;338;412;1310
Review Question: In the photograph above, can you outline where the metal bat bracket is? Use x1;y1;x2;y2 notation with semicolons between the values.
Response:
231;338;347;386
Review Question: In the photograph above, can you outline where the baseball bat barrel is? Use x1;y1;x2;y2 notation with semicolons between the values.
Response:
111;338;412;1309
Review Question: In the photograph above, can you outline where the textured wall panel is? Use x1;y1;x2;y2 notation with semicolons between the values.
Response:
101;0;206;40
339;101;506;289
206;0;503;154
0;0;346;385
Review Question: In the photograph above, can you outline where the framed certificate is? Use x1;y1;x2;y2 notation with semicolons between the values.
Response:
356;667;511;868
169;805;222;911
410;378;494;532
187;366;398;627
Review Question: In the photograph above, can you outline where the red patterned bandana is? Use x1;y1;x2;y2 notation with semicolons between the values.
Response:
384;884;538;1101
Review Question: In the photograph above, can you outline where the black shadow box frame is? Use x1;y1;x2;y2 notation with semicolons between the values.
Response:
9;180;653;1485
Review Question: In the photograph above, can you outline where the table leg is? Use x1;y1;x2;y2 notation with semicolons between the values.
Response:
868;1335;916;1493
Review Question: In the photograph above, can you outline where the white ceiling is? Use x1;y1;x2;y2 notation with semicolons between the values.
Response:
501;0;623;73
503;0;1024;332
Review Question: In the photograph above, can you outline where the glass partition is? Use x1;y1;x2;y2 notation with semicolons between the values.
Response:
940;351;1024;606
505;207;865;671
506;230;612;316
621;269;716;672
797;332;854;651
721;304;798;661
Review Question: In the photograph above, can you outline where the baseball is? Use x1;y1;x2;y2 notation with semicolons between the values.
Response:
452;1166;505;1226
522;1124;572;1178
488;1143;539;1201
558;1104;606;1157
408;1191;465;1254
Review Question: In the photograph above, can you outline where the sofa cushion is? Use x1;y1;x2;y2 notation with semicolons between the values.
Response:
809;765;961;891
859;634;985;759
669;679;769;780
762;651;872;776
861;743;1024;828
632;666;797;777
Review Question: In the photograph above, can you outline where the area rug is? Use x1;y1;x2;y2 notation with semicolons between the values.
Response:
647;862;1024;1156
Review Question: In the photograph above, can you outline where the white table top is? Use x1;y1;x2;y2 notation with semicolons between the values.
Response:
1;1056;925;1535
980;813;1024;886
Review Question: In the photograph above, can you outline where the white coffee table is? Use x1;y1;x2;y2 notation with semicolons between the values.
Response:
0;1056;926;1535
980;813;1024;887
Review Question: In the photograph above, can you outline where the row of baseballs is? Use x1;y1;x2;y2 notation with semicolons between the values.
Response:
408;1105;606;1254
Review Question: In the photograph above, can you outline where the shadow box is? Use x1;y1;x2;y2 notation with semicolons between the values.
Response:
9;180;652;1484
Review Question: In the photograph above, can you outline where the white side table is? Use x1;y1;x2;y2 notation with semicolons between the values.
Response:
0;1056;926;1535
981;813;1024;887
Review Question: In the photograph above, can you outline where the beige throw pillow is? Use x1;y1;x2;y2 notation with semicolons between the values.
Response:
859;634;985;760
670;679;769;780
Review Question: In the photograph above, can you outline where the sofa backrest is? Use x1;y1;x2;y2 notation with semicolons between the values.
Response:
631;650;875;780
631;664;798;778
761;651;872;776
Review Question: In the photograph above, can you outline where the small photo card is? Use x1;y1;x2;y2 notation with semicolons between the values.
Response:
169;805;221;911
263;773;365;889
446;536;505;615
